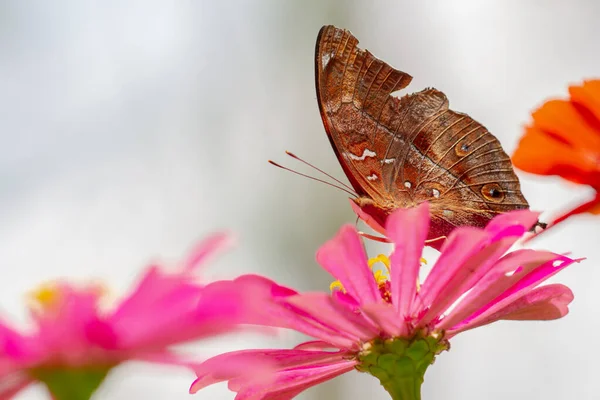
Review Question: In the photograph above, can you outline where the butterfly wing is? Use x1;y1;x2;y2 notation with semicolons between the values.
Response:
315;25;529;238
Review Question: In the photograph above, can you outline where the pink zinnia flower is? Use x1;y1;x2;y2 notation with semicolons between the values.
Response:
191;203;577;400
0;233;254;400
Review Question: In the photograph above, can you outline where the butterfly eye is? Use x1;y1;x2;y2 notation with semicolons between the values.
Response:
481;183;505;203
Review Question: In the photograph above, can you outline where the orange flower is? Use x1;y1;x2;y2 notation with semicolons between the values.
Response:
512;79;600;226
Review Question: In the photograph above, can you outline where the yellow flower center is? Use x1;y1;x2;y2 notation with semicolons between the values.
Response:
330;255;427;303
28;283;62;313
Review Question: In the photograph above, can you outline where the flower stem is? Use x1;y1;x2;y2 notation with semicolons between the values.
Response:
356;335;448;400
32;367;112;400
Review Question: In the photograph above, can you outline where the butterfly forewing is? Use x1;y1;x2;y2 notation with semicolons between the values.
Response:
315;25;529;237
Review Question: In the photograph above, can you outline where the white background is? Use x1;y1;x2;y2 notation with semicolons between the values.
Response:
1;1;598;399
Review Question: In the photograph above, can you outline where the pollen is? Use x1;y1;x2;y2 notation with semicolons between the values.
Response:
28;282;62;311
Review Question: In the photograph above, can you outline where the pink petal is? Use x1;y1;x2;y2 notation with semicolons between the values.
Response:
447;284;573;336
316;225;380;306
483;209;540;238
285;293;379;344
190;349;353;395
228;276;356;349
109;276;204;349
447;255;576;333
293;341;338;351
438;249;560;330
385;203;430;320
416;210;539;326
0;322;30;360
111;274;270;350
184;232;234;273
233;274;299;304
190;350;279;394
233;359;357;400
331;290;360;311
495;284;573;320
360;302;404;337
112;233;234;330
32;286;107;365
110;266;198;327
415;227;489;316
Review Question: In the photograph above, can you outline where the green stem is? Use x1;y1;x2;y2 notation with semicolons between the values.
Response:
356;335;448;400
32;367;112;400
381;377;422;400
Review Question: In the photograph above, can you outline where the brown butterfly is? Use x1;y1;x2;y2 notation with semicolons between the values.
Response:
315;25;536;244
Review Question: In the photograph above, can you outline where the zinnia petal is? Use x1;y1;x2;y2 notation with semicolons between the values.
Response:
570;79;600;123
416;210;538;325
447;255;577;334
438;249;560;330
492;284;573;321
229;275;357;349
386;203;430;320
316;225;380;306
184;231;234;272
447;284;573;337
532;99;600;151
190;349;354;397
285;293;379;343
233;360;356;400
512;78;600;227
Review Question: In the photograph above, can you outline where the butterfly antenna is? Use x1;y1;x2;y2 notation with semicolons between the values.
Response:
268;160;357;197
285;151;357;193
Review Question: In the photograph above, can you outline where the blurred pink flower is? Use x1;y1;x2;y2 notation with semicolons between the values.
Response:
0;233;254;399
191;203;577;400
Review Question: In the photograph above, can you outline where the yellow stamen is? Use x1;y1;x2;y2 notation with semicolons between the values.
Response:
368;254;391;273
330;280;344;292
372;269;388;286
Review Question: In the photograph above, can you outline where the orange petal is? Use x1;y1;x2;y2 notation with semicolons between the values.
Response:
569;79;600;125
512;126;598;183
531;99;600;152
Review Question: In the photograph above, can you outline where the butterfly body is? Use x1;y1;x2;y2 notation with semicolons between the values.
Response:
315;25;530;240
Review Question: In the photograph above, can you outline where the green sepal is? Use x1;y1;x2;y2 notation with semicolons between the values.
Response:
356;333;449;400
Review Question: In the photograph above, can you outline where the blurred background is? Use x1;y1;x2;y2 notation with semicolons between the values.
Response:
1;0;599;398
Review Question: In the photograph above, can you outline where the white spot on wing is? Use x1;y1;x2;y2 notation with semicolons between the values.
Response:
383;158;395;164
322;52;335;69
443;209;454;217
367;174;378;181
404;181;412;188
432;189;440;198
348;149;376;161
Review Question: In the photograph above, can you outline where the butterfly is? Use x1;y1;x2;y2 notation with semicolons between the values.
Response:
315;25;536;245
